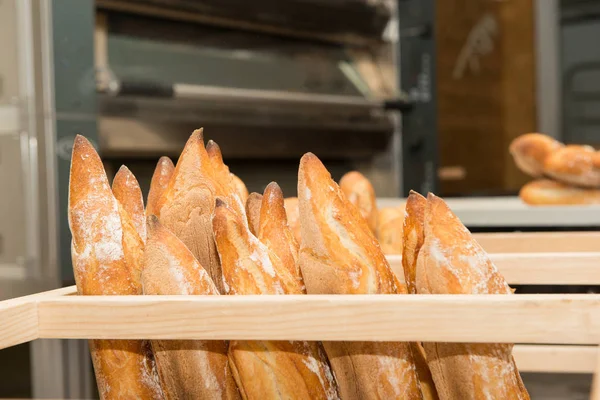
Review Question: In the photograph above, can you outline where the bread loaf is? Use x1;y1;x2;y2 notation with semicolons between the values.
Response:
283;196;301;244
245;192;262;236
509;133;563;177
68;135;163;400
543;145;600;188
402;191;427;295
212;198;339;400
339;171;378;233
143;216;240;400
206;140;248;218
298;153;422;400
231;173;249;205
376;206;405;255
519;179;600;205
416;193;529;400
112;165;146;242
146;156;174;218
257;182;302;287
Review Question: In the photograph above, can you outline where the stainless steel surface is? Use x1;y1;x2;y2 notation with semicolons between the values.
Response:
535;0;561;140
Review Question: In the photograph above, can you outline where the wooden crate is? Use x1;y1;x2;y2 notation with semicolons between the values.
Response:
1;232;600;398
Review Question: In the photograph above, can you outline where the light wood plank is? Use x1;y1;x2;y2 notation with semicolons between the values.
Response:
36;294;600;344
514;345;598;374
386;253;600;285
474;232;600;254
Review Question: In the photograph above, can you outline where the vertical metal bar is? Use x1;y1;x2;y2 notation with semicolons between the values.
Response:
398;0;438;196
535;0;561;140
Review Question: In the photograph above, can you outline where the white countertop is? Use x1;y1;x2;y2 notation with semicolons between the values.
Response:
377;196;600;228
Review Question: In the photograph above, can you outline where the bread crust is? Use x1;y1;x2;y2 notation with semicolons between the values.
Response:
520;179;600;205
339;171;378;233
402;191;427;295
376;206;405;255
509;133;563;177
284;196;301;244
68;135;163;400
416;194;529;400
113;165;146;242
245;192;262;237
231;173;249;205
298;153;422;400
212;198;338;400
543;145;600;188
146;156;174;218
143;216;241;400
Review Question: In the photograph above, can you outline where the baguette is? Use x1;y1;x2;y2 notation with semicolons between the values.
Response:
519;179;600;205
416;193;529;400
231;173;249;205
156;129;224;293
339;171;378;233
146;156;175;218
245;192;262;236
112;165;146;242
206;140;247;218
376;206;405;255
142;216;240;400
298;153;422;400
68;135;163;399
543;144;600;188
284;196;301;244
257;182;302;288
402;191;427;295
509;133;563;177
212;198;339;400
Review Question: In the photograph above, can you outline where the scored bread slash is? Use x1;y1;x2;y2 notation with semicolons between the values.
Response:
112;165;146;242
283;196;301;244
339;170;379;234
68;135;163;400
257;182;303;291
297;152;423;400
212;196;339;400
245;192;263;236
416;193;529;400
146;156;174;218
142;216;241;400
402;190;427;295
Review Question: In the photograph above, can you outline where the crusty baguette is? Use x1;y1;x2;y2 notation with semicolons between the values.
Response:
509;133;563;177
520;179;600;205
376;205;405;255
231;173;249;205
146;156;174;218
284;196;301;244
416;193;529;400
298;153;422;400
112;165;146;242
245;192;262;236
543;144;600;188
339;171;378;233
68;135;163;399
402;191;427;295
212;198;338;400
156;129;224;293
257;182;303;289
206;140;247;218
142;216;240;400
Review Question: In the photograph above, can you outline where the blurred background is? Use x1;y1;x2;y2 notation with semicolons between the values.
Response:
0;0;595;398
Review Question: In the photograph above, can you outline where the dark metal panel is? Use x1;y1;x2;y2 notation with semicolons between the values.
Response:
398;0;438;195
52;0;98;281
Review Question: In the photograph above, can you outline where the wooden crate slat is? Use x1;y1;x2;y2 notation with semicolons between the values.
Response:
34;294;600;344
513;345;598;373
0;296;37;350
386;253;600;285
473;232;600;254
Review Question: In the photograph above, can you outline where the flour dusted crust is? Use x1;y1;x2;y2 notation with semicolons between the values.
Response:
212;198;339;400
146;156;174;218
376;205;405;255
112;165;146;242
509;133;563;177
284;196;301;244
230;173;249;205
298;153;422;400
258;182;303;291
543;145;600;188
206;140;247;219
245;192;262;236
339;171;378;233
416;193;529;400
68;135;163;400
143;216;240;400
519;179;600;205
